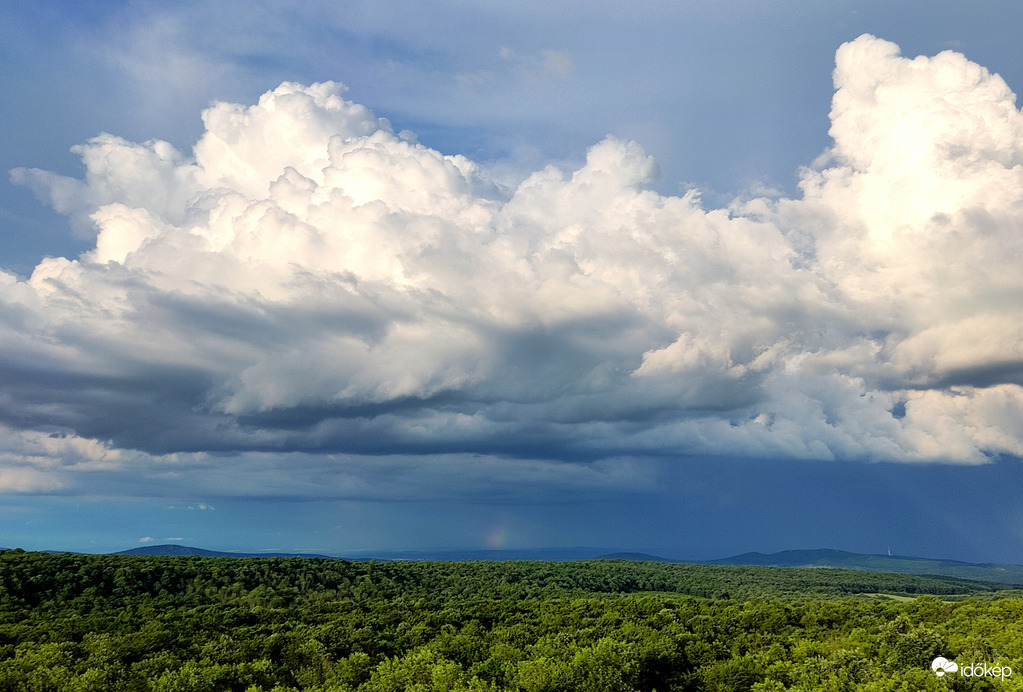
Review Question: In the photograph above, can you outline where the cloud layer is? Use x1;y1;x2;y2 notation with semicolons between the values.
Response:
4;35;1023;496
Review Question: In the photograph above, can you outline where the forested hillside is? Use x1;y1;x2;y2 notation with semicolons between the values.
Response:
708;549;1023;586
1;550;1021;690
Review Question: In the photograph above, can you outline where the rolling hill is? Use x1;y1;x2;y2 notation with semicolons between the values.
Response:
114;545;332;559
110;544;1023;585
706;548;1023;585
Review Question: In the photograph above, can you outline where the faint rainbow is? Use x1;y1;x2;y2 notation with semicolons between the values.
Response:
485;524;510;548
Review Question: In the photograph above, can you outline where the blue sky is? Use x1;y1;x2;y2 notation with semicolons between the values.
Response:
2;0;1023;562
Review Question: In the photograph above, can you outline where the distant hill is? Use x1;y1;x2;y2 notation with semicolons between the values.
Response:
707;549;1023;586
114;545;626;562
104;545;1023;585
596;552;680;562
112;545;609;561
114;544;332;559
3;548;1015;603
338;547;609;562
100;545;610;561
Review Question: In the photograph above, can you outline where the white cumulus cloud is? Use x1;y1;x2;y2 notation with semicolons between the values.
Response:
4;35;1023;499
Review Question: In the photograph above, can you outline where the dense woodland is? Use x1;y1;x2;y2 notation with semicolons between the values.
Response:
2;550;1022;691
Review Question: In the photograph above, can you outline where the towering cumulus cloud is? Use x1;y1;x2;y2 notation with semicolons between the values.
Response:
3;36;1023;496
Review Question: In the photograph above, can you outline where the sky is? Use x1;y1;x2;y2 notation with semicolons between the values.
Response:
2;0;1023;562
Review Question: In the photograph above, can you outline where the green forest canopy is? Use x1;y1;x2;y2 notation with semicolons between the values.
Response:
1;550;1021;691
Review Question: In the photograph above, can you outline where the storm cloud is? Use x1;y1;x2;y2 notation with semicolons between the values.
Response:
4;35;1023;497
